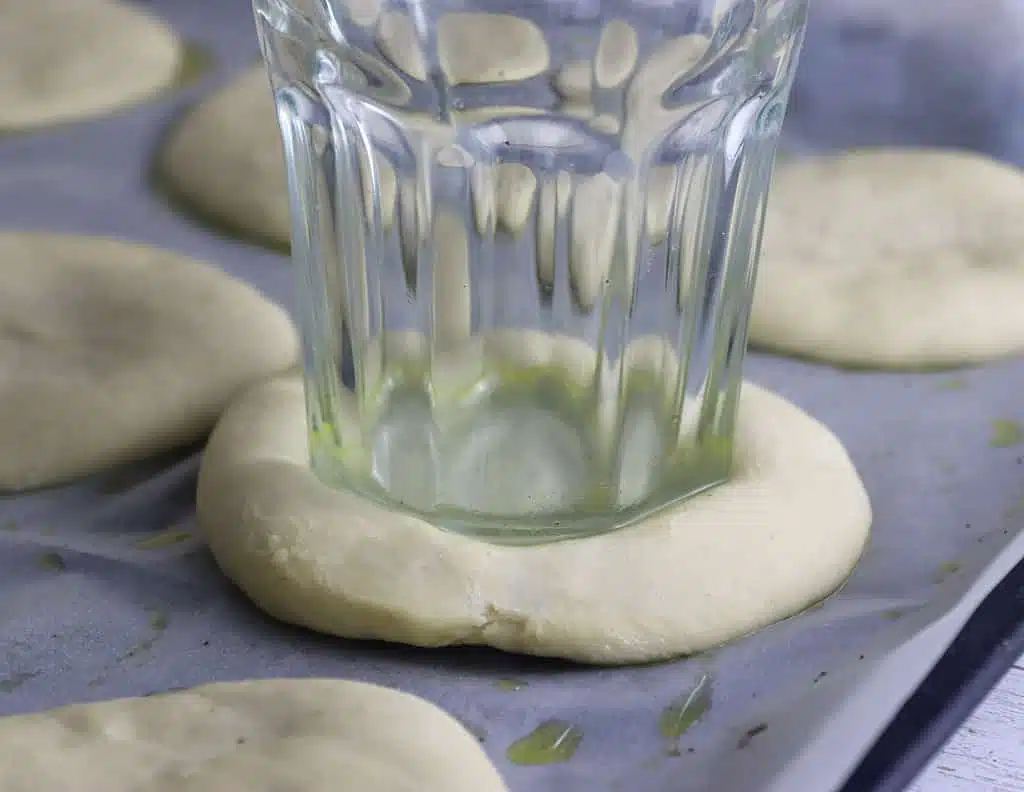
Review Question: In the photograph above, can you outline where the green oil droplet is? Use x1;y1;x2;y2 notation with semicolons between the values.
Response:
38;552;65;572
506;720;583;766
136;530;193;550
1;520;17;532
659;673;712;753
936;376;968;392
121;611;169;660
990;419;1024;448
934;561;962;583
495;679;527;692
882;609;904;621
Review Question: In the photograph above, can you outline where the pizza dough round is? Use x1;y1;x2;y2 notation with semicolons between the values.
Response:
0;232;299;491
0;678;508;792
197;339;871;665
0;0;183;131
158;67;291;249
750;148;1024;369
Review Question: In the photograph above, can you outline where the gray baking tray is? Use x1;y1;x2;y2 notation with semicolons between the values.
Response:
3;2;1024;791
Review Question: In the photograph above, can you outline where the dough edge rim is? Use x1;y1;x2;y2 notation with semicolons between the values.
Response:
197;374;872;666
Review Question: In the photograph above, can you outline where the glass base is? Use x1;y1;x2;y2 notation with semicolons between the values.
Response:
309;347;732;544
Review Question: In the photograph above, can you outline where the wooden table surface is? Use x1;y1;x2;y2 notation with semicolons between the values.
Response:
910;659;1024;791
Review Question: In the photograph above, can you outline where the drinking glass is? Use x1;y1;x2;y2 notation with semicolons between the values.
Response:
253;0;809;543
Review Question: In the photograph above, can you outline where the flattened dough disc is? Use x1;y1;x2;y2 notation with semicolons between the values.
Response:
158;67;290;249
198;348;871;665
0;232;299;491
0;0;183;130
0;678;509;792
751;148;1024;369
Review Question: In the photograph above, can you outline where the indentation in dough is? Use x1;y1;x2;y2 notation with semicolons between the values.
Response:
376;11;427;81
438;13;550;85
196;353;871;664
595;20;639;88
751;149;1024;368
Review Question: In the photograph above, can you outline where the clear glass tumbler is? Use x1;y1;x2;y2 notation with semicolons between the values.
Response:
254;0;809;543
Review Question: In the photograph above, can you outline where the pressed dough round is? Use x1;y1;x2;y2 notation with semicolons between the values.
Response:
158;67;290;248
0;0;183;130
0;678;508;792
0;232;299;491
750;148;1024;369
197;353;871;665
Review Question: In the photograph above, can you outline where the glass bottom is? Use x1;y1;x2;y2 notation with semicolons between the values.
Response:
309;337;732;545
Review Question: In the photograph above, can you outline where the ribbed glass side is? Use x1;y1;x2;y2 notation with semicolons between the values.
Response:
254;0;809;543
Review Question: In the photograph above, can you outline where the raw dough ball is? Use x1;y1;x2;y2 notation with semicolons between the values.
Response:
0;232;299;491
0;0;183;130
197;335;871;665
158;67;291;249
0;679;509;792
750;148;1024;368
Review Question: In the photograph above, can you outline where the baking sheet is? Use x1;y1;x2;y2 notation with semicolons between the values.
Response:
3;1;1024;791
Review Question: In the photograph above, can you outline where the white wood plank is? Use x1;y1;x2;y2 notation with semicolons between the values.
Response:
909;662;1024;791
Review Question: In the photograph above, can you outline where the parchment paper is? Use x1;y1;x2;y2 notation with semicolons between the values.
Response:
2;2;1024;791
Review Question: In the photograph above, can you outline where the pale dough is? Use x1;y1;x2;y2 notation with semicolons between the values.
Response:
197;337;870;665
0;0;183;130
595;20;639;89
437;13;549;85
158;67;291;248
158;65;529;247
750;148;1024;369
0;678;509;792
0;232;299;491
376;11;549;85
